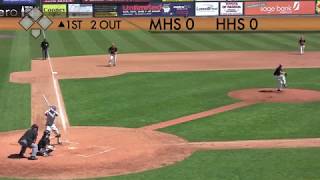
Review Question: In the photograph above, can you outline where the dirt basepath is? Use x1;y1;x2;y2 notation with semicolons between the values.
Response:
4;51;320;179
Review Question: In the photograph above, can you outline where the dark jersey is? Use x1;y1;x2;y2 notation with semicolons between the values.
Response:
273;67;282;76
109;46;117;55
299;39;306;46
41;41;49;50
19;128;38;146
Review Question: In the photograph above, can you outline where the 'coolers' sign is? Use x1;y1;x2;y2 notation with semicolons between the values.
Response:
42;4;67;17
245;1;315;15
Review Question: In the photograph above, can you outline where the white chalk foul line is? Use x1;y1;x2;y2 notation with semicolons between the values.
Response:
42;30;69;132
77;147;116;158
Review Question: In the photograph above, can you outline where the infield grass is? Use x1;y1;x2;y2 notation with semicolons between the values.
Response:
99;148;320;180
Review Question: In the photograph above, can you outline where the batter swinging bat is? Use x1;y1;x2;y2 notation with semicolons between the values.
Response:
42;94;50;107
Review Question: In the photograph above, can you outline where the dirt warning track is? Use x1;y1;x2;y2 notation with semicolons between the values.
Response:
3;51;320;179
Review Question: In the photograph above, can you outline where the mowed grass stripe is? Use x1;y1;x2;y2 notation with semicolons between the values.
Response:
46;30;68;57
189;33;227;50
101;31;140;53
116;31;159;52
163;33;211;51
71;31;102;55
258;33;294;50
57;31;86;56
126;30;173;52
156;33;195;51
85;30;110;53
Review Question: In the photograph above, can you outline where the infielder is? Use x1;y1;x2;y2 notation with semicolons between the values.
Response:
273;64;287;92
45;105;62;144
18;124;39;160
108;43;118;66
299;36;306;55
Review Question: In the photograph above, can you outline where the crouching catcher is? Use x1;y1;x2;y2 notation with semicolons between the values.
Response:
37;130;55;157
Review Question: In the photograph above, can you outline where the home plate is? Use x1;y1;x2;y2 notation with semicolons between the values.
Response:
68;146;77;150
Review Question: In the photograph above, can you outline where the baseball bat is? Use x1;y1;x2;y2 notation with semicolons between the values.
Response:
42;94;50;107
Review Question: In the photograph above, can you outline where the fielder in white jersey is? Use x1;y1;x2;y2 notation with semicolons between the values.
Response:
45;105;62;144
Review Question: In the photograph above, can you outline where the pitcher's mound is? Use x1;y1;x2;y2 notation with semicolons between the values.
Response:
0;127;192;180
229;88;320;103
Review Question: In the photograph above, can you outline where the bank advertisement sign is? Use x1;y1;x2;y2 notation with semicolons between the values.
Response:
245;1;315;15
119;2;194;17
195;2;219;16
42;4;67;17
220;2;243;16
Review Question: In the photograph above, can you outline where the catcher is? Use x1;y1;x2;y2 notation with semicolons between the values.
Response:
45;105;62;144
273;64;287;92
37;130;55;157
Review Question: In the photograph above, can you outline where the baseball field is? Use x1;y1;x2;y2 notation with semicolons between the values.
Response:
1;29;320;180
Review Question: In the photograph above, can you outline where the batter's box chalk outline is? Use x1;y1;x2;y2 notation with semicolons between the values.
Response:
77;147;115;158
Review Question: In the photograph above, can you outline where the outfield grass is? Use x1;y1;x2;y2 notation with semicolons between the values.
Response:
97;148;320;180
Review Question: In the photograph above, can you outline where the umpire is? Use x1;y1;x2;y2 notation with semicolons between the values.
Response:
18;124;39;160
41;39;49;60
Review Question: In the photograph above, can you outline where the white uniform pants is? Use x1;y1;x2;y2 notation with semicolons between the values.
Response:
46;124;60;136
276;75;286;90
109;54;117;66
300;45;305;55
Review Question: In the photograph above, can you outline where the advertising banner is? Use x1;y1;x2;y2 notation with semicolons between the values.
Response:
317;0;320;14
68;4;93;17
0;5;22;17
94;4;118;17
162;0;193;2
220;2;243;16
42;0;76;3
245;1;315;15
162;2;194;16
82;0;149;3
42;4;67;17
2;0;35;5
119;3;194;17
120;4;163;16
195;2;219;16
